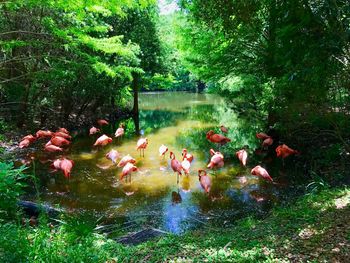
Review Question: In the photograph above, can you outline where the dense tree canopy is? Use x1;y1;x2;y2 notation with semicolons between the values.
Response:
177;0;350;141
0;0;163;129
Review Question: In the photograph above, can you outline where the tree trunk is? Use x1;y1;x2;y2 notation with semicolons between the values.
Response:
132;72;140;135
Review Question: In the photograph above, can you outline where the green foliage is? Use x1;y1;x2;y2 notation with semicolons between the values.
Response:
0;162;28;220
0;187;347;262
176;0;350;145
0;0;162;128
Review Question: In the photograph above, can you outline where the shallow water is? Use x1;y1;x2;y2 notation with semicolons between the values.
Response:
24;92;295;234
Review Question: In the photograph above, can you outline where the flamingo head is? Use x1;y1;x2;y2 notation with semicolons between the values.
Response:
206;130;214;139
209;149;216;156
251;168;256;175
251;165;261;175
170;151;175;160
132;166;138;172
107;137;113;143
182;148;187;156
275;146;282;157
198;169;207;179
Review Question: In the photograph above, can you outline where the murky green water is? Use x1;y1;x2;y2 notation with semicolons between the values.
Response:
24;92;295;234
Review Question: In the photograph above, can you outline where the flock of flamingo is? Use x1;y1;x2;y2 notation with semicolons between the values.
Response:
17;119;299;194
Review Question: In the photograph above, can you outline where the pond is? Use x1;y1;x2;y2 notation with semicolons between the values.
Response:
23;92;299;235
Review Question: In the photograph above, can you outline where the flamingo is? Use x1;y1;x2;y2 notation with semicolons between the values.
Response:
50;136;70;147
19;139;31;149
207;149;224;169
170;151;183;184
97;119;109;126
181;158;191;175
181;148;193;163
251;165;273;182
52;158;74;178
236;149;248;166
121;162;138;182
115;124;125;140
220;125;228;134
93;134;112;146
206;130;231;147
60;158;74;178
117;154;136;167
57;128;69;134
89;126;100;135
54;131;71;140
276;144;299;158
106;149;120;164
256;132;270;140
262;137;273;148
21;134;36;143
159;144;168;158
276;144;299;166
136;138;148;157
44;144;63;152
198;169;211;194
36;130;53;139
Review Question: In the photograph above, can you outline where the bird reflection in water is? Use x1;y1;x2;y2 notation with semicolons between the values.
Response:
165;189;196;234
171;189;182;204
122;184;136;196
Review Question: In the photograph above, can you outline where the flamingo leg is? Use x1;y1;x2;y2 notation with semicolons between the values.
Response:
143;149;145;157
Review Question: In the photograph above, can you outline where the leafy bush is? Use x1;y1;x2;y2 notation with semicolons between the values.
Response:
0;162;29;220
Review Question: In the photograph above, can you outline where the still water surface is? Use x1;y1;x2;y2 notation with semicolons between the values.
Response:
28;92;291;234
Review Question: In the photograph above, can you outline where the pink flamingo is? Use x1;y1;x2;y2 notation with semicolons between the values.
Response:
89;126;100;135
182;148;193;163
170;151;183;184
97;119;109;126
181;158;191;175
50;136;70;147
115;124;125;140
57;128;69;134
93;134;112;146
198;169;211;194
220;125;228;134
256;132;270;140
117;155;136;167
36;130;53;139
207;149;224;169
159;144;168;158
251;165;273;182
236;149;248;166
262;137;273;149
44;144;63;153
206;130;231;147
106;149;120;164
51;158;74;178
136;138;148;157
121;162;138;183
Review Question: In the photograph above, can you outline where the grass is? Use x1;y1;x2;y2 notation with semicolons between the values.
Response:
0;187;348;262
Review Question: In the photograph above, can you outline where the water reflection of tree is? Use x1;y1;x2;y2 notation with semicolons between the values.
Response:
139;110;184;134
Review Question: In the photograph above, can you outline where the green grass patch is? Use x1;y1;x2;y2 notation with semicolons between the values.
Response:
0;187;348;262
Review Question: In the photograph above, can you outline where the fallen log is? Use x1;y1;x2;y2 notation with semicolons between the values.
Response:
18;200;61;218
